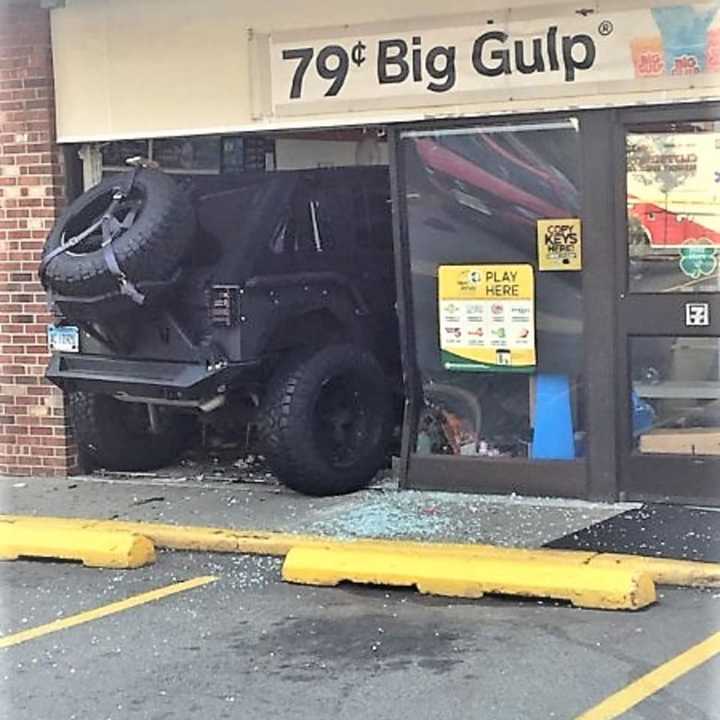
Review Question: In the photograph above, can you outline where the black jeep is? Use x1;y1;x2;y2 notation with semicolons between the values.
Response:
39;166;400;496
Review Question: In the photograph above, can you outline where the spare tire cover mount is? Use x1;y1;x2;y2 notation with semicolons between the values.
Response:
39;168;196;315
41;172;145;303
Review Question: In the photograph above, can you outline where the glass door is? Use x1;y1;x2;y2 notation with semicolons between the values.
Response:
397;116;588;496
617;106;720;503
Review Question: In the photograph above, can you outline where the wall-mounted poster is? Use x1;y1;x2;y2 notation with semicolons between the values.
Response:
438;264;536;373
627;131;720;250
537;218;582;271
626;125;720;292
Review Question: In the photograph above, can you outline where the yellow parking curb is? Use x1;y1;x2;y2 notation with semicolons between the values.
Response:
1;515;719;587
0;521;155;569
586;553;720;588
282;545;657;610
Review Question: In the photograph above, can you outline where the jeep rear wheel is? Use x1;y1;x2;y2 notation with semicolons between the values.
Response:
68;391;193;471
260;344;392;496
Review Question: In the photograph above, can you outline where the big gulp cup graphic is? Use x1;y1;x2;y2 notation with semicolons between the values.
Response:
668;43;706;74
631;37;665;76
707;27;720;72
651;5;719;74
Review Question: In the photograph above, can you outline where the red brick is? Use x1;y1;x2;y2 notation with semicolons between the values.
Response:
0;1;74;476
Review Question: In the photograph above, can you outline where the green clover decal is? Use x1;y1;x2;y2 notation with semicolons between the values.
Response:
679;246;718;279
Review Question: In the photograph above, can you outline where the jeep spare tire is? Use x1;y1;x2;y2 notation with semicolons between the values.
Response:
260;344;393;496
40;169;195;309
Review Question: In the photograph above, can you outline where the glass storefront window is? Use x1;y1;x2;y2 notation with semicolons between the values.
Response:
100;135;276;179
631;336;720;456
401;120;585;460
627;121;720;293
100;139;149;168
153;136;221;172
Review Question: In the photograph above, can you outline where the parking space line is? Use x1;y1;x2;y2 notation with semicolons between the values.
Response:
0;575;217;649
576;630;720;719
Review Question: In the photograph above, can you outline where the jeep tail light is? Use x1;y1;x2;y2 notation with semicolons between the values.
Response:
209;285;240;327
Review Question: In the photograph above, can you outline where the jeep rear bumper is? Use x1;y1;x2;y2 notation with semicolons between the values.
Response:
46;353;262;406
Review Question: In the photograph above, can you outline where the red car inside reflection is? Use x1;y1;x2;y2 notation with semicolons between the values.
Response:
629;199;720;247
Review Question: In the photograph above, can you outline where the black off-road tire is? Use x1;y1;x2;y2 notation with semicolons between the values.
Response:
41;169;195;304
68;391;193;471
259;344;392;496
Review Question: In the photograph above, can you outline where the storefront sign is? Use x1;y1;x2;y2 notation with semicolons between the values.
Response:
537;218;582;271
270;3;720;114
438;264;536;372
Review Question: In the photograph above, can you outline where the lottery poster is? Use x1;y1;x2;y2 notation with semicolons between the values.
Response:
438;264;536;373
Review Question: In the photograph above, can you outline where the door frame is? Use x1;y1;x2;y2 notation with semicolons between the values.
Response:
389;101;720;504
612;102;720;505
389;111;594;499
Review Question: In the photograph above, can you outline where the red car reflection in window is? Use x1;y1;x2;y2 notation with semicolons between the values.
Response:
414;135;576;229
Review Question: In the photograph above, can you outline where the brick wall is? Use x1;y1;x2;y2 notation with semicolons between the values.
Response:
0;0;75;476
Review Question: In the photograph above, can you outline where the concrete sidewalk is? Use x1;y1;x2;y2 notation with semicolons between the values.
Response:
0;473;630;549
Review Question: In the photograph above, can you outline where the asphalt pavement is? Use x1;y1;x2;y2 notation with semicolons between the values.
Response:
2;550;719;720
1;474;719;719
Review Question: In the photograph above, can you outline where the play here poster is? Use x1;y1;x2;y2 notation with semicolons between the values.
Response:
438;265;536;373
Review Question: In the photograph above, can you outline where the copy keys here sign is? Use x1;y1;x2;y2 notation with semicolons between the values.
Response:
438;264;536;373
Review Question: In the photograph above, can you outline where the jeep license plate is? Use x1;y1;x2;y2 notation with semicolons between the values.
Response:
48;325;79;353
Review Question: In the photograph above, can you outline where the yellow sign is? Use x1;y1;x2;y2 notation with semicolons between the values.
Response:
537;218;582;271
438;264;535;373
